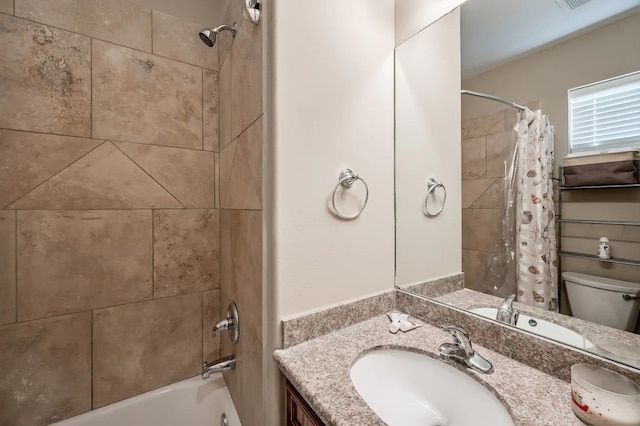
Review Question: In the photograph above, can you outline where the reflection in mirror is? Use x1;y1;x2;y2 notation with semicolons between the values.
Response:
395;0;640;370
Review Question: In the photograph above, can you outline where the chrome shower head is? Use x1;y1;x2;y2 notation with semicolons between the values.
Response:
198;23;237;47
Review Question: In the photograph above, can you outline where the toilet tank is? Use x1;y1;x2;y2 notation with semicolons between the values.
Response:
562;272;640;332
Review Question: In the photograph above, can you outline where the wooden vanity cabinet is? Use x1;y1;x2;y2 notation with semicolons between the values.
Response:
286;381;325;426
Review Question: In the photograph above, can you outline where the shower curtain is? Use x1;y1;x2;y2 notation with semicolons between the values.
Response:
514;109;558;312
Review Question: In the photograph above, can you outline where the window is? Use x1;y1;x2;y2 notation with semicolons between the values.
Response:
568;70;640;155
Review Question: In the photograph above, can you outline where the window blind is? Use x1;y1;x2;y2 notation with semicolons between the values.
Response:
568;70;640;154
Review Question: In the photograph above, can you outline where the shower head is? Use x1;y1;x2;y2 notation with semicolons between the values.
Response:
199;23;237;47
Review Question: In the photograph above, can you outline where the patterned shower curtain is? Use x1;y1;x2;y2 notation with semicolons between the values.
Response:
514;109;558;312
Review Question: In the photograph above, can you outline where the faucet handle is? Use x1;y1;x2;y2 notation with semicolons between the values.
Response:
441;325;474;355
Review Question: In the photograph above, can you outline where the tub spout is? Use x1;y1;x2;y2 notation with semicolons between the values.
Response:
202;355;236;379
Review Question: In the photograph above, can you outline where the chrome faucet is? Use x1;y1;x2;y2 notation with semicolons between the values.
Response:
212;302;240;343
438;325;493;374
202;355;236;379
496;294;519;326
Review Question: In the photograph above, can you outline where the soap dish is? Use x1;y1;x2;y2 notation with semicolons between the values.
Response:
570;364;640;426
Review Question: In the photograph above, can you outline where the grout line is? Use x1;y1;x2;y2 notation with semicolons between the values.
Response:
111;142;187;209
3;141;106;208
150;10;154;54
14;210;17;323
90;38;93;139
90;309;94;409
202;68;205;150
151;209;155;299
201;292;205;362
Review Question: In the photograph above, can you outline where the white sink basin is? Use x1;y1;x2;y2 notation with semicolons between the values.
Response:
350;349;514;426
470;307;594;350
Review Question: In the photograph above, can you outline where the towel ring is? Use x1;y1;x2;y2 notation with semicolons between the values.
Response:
423;178;446;217
331;169;369;220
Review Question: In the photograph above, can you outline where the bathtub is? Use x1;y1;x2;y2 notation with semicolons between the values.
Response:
49;374;241;426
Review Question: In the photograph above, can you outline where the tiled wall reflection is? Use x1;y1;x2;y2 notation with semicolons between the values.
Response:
0;1;230;424
460;103;538;290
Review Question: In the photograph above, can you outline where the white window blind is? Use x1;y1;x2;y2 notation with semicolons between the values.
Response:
568;70;640;154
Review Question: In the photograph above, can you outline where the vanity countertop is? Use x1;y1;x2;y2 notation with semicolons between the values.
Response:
274;314;583;426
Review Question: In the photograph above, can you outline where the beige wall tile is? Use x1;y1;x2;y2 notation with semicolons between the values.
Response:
0;14;91;136
462;136;486;179
221;210;262;342
239;116;263;203
0;312;92;426
220;209;236;301
16;0;152;52
471;179;503;209
152;10;217;70
0;212;16;325
220;139;261;209
486;130;515;178
215;152;221;208
9;142;182;209
230;19;263;140
461;178;496;209
93;294;202;407
219;291;241;412
462;110;505;140
219;56;232;149
203;69;220;151
17;210;153;321
0;130;101;208
115;142;215;208
203;290;221;362
240;328;264;426
462;249;487;291
218;0;244;67
153;210;220;298
462;208;500;251
92;40;203;149
0;0;13;14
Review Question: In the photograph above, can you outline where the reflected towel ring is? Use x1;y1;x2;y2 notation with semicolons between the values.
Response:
423;178;446;217
331;169;369;220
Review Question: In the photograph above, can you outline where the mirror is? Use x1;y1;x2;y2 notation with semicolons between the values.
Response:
395;0;640;370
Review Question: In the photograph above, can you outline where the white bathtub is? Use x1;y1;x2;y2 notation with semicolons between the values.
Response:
49;374;241;426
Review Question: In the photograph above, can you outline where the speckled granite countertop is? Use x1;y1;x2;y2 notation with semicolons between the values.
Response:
274;314;583;426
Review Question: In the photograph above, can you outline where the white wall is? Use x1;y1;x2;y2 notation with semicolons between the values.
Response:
395;0;466;45
270;0;396;320
395;9;462;285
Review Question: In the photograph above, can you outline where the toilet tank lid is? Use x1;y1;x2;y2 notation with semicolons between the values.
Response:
562;272;640;293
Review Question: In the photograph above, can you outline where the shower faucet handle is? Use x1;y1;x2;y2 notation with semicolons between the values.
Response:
212;302;240;344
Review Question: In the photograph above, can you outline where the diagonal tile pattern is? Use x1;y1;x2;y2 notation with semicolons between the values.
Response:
0;130;101;208
114;142;215;208
220;138;261;209
9;142;183;209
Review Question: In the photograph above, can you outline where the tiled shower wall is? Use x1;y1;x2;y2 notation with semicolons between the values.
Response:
0;1;222;424
460;103;537;290
216;1;265;425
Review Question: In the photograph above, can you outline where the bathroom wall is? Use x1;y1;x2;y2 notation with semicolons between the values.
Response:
461;11;640;287
130;0;223;28
395;8;462;286
214;1;265;425
264;0;395;424
0;1;221;424
395;0;465;45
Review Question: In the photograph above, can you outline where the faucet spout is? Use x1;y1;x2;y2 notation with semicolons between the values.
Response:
439;325;493;374
496;294;519;326
202;355;236;379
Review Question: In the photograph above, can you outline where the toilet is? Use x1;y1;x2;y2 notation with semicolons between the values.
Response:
562;272;640;332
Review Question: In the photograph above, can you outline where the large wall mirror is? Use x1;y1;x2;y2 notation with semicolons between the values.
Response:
395;0;640;371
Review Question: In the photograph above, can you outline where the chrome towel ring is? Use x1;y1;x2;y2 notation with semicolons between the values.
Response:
423;178;446;217
331;169;369;220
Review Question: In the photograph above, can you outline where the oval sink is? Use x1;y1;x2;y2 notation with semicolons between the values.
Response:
470;307;594;350
350;349;514;426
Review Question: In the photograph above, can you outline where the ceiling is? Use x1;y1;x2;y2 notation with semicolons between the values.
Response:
461;0;640;80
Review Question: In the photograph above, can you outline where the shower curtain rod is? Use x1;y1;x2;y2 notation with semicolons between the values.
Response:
461;90;527;111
